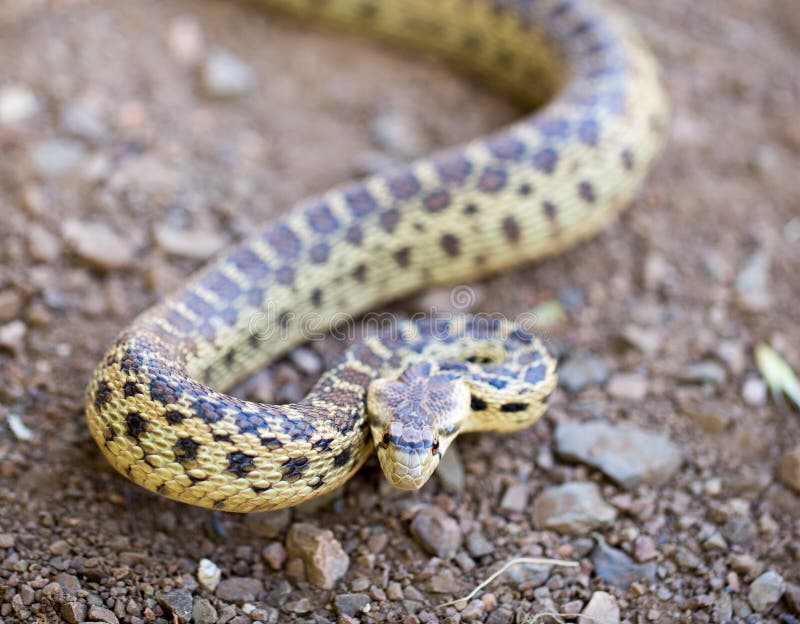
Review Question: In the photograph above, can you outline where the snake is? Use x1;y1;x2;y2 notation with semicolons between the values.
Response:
85;0;667;512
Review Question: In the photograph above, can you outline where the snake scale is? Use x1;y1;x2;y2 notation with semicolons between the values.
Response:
86;0;667;512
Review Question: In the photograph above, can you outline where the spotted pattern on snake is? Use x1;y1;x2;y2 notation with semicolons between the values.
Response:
85;0;668;512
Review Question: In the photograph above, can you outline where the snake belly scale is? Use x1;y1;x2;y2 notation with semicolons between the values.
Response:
86;0;667;512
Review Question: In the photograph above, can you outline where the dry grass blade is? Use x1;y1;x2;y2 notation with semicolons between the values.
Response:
755;343;800;409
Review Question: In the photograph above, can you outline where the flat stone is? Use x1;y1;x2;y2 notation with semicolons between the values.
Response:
606;373;648;401
555;421;682;488
215;577;262;603
533;482;617;534
157;589;192;623
262;541;287;570
62;219;136;271
580;591;620;624
28;138;86;178
153;224;227;260
334;593;371;617
426;567;463;593
675;360;727;386
286;522;349;589
748;570;786;612
437;443;465;493
779;447;800;493
88;605;119;624
557;352;609;393
466;531;494;558
244;508;291;538
592;539;656;589
409;505;462;559
54;573;81;596
500;483;529;513
60;601;86;624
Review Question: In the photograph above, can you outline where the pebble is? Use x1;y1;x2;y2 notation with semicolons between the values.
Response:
27;223;62;263
290;347;322;376
592;539;657;589
28;138;86;178
201;49;255;98
0;320;26;354
244;508;291;538
633;536;657;562
461;599;486;622
54;572;81;595
409;505;462;559
262;541;287;570
778;447;800;493
466;531;494;558
62;219;136;271
557;352;609;393
7;413;32;441
60;601;86;624
681;401;729;433
153;224;227;260
168;15;205;65
606;373;648;401
88;605;119;624
437;443;465;493
334;593;371;617
192;598;218;624
555;421;682;488
286;522;350;589
618;325;662;357
0;533;15;548
197;558;221;592
427;568;463;594
532;481;617;534
0;83;39;124
487;608;515;624
742;376;768;406
735;250;772;312
675;360;727;385
157;590;192;623
500;483;529;513
748;570;786;612
370;108;426;158
0;290;22;322
61;102;108;142
502;561;552;588
386;582;404;601
215;577;262;603
284;597;313;614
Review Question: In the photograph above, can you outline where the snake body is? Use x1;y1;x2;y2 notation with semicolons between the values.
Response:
86;0;667;512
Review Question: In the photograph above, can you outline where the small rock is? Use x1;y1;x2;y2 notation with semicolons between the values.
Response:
557;352;608;393
334;593;371;617
735;250;772;312
62;219;136;271
0;533;15;548
28;138;86;178
201;49;255;98
0;320;26;354
0;83;39;124
197;558;221;592
427;568;463;593
437;443;465;493
54;573;81;596
784;583;800;614
748;570;786;612
466;531;494;558
284;597;314;614
370;108;426;158
192;598;218;624
0;290;22;322
592;538;656;589
7;413;32;441
682;401;730;433
262;541;287;570
153;224;227;260
245;508;291;538
580;591;620;624
61;102;107;142
675;360;727;385
778;447;800;493
502;561;552;588
643;252;676;291
606;373;648;401
216;577;262;603
60;601;86;624
386;582;404;601
168;15;204;65
286;522;349;589
742;376;768;406
533;481;617;534
290;347;322;376
555;421;682;488
487;608;515;624
409;505;462;559
157;589;193;623
88;604;119;624
634;536;657;562
722;514;757;544
730;553;764;578
618;325;662;356
500;483;529;513
461;599;486;622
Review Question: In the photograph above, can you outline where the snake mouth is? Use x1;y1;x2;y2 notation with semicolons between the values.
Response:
376;445;439;491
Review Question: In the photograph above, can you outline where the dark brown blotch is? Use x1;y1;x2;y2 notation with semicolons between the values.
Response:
126;411;147;438
502;216;521;243
173;437;199;462
423;189;451;213
501;402;529;412
578;181;596;203
380;209;401;233
393;246;411;267
476;167;508;193
352;263;367;282
440;233;460;257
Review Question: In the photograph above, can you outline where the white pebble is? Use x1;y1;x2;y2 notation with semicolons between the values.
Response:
742;376;767;406
7;413;33;442
201;50;255;98
0;83;39;124
197;558;221;592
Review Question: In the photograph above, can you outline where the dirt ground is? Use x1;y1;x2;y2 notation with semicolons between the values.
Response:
1;0;799;622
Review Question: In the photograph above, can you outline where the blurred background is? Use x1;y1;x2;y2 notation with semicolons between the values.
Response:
0;0;798;622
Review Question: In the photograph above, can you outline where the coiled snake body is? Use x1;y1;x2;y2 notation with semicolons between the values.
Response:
86;0;667;512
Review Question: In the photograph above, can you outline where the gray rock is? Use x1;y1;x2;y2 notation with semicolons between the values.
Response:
286;522;349;589
748;570;785;612
62;219;136;271
60;601;86;624
735;250;771;312
370;108;426;158
157;589;193;623
54;573;81;596
88;605;119;624
153;224;226;260
28;138;86;178
284;598;314;614
201;49;255;98
466;531;494;558
61;102;107;142
290;347;322;376
486;607;515;624
555;421;682;488
192;598;218;624
245;508;291;538
437;443;465;493
427;568;463;593
215;577;262;603
606;373;648;401
675;360;727;385
580;591;620;624
533;482;617;534
557;352;609;393
409;505;462;559
500;483;529;513
592;538;656;589
779;447;800;493
502;561;552;588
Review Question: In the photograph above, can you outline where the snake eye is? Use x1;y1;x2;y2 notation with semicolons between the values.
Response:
381;432;391;447
431;439;440;454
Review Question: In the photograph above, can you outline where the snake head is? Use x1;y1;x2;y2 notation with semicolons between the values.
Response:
366;363;469;490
